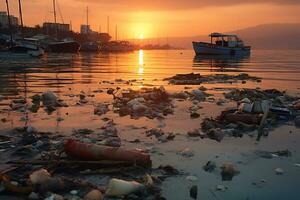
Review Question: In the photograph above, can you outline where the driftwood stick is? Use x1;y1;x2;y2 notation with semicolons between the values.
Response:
257;103;270;141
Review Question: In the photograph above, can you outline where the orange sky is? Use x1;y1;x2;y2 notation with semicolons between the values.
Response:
1;0;300;39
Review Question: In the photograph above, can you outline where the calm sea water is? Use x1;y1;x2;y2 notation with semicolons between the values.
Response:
0;50;300;98
1;50;300;199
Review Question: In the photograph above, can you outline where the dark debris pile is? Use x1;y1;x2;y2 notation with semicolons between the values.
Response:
111;86;174;119
164;73;261;85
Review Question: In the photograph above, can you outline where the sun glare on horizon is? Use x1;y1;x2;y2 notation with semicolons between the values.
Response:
139;34;144;40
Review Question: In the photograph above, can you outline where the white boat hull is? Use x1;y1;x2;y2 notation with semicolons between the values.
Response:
193;42;251;55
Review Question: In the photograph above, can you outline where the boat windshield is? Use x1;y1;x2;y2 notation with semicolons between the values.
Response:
210;34;240;47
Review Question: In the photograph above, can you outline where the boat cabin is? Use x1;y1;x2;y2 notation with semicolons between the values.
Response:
209;33;244;48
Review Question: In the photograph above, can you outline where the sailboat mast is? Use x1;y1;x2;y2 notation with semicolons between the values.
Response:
115;24;118;41
18;0;24;27
86;6;89;27
5;0;13;46
107;16;110;35
53;0;58;38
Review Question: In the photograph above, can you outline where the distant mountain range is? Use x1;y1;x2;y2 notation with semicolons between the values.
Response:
166;23;300;50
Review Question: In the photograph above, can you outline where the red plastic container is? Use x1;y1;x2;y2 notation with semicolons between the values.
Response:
64;139;151;166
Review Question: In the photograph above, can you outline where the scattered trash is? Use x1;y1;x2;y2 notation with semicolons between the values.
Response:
94;103;109;116
186;176;198;182
158;165;180;175
29;168;51;185
145;129;175;143
216;184;228;191
111;86;173;119
105;178;144;197
274;168;284;175
164;73;261;85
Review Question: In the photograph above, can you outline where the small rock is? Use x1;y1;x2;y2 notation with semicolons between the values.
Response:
56;117;64;122
216;184;227;191
70;190;78;195
254;150;273;159
203;161;216;172
94;103;109;116
199;86;207;91
30;168;51;185
220;163;240;181
42;91;58;106
191;89;206;101
187;129;201;137
294;101;300;110
207;128;224;142
189;185;198;200
186;176;198;182
26;126;37;133
217;98;226;106
84;189;103;200
73;128;94;135
31;94;41;102
45;194;64;200
79;93;86;100
178;148;194;157
190;112;200;119
28;192;39;200
158;165;179;175
171;91;189;99
274;168;284;175
295;116;300;128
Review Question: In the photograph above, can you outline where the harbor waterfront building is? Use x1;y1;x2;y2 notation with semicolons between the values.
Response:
0;11;19;28
80;25;92;34
43;22;70;32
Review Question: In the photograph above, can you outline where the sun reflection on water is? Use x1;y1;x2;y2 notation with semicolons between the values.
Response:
138;49;144;75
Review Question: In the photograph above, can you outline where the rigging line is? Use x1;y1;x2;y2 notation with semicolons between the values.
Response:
56;0;65;24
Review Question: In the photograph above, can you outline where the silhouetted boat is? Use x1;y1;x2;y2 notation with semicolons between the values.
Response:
2;0;44;58
80;42;100;52
193;33;251;55
9;39;44;57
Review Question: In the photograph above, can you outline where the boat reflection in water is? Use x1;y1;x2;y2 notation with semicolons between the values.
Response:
193;54;250;72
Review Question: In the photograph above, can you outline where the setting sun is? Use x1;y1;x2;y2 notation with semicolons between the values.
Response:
139;34;144;40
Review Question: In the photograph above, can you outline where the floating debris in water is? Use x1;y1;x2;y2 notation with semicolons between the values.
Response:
164;73;261;85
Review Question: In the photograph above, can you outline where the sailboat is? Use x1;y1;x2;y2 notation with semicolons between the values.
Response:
47;0;80;53
80;6;100;52
1;0;44;58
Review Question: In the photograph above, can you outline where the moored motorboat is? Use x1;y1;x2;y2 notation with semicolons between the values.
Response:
0;39;45;58
193;33;251;55
80;42;100;52
47;40;80;53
